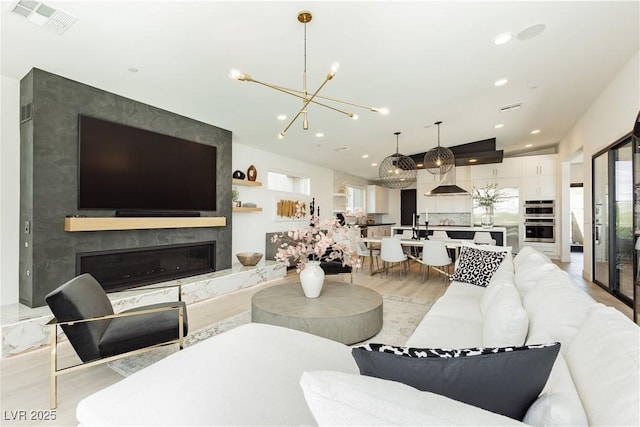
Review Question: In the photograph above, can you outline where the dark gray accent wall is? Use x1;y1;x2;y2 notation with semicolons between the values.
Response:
19;68;232;307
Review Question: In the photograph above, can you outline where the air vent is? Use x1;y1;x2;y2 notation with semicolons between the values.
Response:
499;102;523;113
20;103;32;123
333;147;350;152
11;0;77;35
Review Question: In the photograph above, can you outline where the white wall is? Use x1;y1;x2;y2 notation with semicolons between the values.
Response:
231;143;334;262
0;75;20;306
558;51;640;278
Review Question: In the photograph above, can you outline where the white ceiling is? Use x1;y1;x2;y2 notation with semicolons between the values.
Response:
2;1;638;180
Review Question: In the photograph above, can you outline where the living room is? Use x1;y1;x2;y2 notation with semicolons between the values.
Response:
1;1;639;426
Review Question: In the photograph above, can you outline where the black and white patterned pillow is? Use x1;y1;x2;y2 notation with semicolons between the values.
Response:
450;245;506;287
359;342;557;358
351;342;560;421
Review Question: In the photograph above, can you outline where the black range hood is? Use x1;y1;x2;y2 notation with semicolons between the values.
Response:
425;167;469;196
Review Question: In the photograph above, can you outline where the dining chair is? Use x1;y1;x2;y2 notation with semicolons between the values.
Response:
417;239;453;282
380;237;409;277
429;230;450;240
473;231;496;245
356;240;380;273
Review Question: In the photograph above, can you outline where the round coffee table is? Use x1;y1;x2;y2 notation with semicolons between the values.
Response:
251;282;383;345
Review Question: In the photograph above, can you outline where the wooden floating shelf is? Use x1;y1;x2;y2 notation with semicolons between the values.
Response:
233;207;263;212
233;179;262;187
64;216;227;232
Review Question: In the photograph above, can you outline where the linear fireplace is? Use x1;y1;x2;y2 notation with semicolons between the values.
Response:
77;242;216;293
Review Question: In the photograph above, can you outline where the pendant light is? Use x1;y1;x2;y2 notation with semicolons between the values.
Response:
423;121;455;175
378;132;417;189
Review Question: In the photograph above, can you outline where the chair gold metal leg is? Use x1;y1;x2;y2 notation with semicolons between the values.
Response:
50;324;58;409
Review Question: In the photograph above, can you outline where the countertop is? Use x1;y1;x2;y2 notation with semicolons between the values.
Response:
392;225;507;232
356;223;396;228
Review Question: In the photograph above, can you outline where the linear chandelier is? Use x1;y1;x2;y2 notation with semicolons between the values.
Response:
229;10;389;139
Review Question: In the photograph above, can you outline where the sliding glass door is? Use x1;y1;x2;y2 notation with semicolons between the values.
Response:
593;137;634;305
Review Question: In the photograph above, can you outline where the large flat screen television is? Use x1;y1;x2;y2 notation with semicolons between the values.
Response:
78;115;217;213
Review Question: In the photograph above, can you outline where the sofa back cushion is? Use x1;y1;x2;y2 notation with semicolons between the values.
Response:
523;269;594;354
565;305;640;426
523;330;588;426
480;268;515;315
514;253;557;296
483;285;528;347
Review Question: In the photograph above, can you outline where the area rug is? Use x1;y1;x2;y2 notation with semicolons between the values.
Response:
108;294;432;377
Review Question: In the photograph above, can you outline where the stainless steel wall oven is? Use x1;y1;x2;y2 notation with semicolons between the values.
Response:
524;200;555;243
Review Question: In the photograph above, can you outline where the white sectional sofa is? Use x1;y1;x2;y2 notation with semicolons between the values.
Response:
76;247;640;426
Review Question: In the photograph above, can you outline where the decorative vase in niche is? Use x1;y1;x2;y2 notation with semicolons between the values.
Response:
481;205;494;229
299;261;325;298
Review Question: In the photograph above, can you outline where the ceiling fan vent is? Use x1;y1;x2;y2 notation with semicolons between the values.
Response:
10;0;77;35
499;102;523;113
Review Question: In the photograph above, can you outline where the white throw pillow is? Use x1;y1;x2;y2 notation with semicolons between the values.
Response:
482;285;528;347
300;370;526;426
480;269;514;316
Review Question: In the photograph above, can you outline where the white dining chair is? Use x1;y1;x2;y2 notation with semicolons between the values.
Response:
473;231;496;245
429;230;450;240
380;237;409;277
356;240;380;273
417;240;453;282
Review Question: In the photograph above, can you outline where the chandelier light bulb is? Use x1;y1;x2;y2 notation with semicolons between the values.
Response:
331;62;340;73
278;132;285;140
229;68;242;80
352;114;359;120
378;107;390;115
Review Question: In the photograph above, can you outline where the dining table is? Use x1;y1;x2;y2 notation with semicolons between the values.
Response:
361;236;469;276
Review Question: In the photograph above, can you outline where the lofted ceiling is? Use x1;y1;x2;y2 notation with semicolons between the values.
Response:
1;1;638;180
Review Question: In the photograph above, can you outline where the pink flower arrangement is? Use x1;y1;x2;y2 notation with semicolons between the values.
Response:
271;214;361;273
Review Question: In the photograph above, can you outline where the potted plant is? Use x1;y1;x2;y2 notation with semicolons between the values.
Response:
271;202;361;297
472;183;504;228
232;187;240;207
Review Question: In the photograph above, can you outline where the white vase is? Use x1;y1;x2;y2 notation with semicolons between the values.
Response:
299;261;325;298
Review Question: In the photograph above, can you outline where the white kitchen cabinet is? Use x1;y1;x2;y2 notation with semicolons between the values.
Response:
520;154;558;200
471;157;522;181
367;185;389;213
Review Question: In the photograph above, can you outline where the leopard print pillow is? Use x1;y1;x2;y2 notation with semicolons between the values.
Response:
450;245;506;287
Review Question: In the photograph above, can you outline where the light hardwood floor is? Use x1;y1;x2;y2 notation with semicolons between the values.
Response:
0;256;632;426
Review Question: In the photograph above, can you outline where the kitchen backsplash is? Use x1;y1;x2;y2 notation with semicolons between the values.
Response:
426;213;471;226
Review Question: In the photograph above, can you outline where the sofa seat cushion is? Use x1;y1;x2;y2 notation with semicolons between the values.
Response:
300;370;525;426
406;314;484;348
77;323;358;426
565;305;640;426
443;280;487;300
523;269;595;353
351;342;560;420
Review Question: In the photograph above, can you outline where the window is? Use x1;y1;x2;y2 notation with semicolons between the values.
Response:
346;186;366;213
267;171;310;195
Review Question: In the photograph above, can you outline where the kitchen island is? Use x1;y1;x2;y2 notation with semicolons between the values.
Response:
391;225;507;246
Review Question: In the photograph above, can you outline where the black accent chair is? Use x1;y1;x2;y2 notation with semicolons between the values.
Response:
317;248;353;283
45;273;188;408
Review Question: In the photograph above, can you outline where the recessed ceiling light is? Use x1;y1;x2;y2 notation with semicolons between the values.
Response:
494;78;508;87
469;159;477;163
525;144;533;148
277;114;287;121
494;32;513;45
531;129;541;134
494;123;504;129
362;154;369;159
315;132;324;138
371;163;378;167
517;23;546;41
